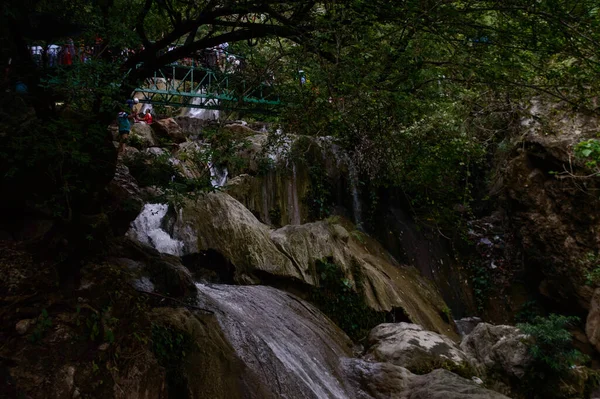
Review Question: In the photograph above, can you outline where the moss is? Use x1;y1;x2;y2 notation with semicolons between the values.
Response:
310;258;388;341
409;357;478;379
151;323;195;398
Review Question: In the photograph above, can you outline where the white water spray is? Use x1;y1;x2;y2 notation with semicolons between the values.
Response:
184;88;220;120
127;203;184;256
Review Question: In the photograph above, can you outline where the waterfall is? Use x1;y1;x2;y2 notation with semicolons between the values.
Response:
208;162;228;188
184;88;220;120
266;129;293;163
287;163;301;224
196;283;351;398
330;143;363;230
139;103;153;115
126;203;184;256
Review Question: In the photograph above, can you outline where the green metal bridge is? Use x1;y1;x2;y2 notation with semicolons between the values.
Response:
133;63;281;111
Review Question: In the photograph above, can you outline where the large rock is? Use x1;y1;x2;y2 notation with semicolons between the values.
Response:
105;164;143;235
172;141;210;180
172;192;299;283
196;284;354;398
171;192;455;338
364;323;477;376
152;307;273;399
225;133;314;227
497;101;600;313
586;288;600;352
343;358;510;399
226;168;310;227
270;221;457;338
151;118;186;143
460;323;531;379
130;122;159;148
107;236;196;298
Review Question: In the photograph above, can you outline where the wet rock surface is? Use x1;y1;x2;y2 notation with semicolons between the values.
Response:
170;192;455;337
151;117;186;143
105;164;143;235
197;283;354;398
130;122;159;148
460;323;531;381
343;358;510;399
364;323;477;376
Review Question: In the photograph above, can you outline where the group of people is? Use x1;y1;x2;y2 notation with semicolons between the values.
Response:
164;42;242;73
29;38;101;67
117;98;153;153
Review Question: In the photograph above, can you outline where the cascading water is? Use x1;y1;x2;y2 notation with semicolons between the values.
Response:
184;88;220;120
208;162;228;188
196;283;352;399
287;163;301;224
126;203;184;256
139;103;153;115
329;143;363;230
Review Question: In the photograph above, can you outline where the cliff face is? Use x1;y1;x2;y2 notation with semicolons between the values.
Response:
478;100;600;324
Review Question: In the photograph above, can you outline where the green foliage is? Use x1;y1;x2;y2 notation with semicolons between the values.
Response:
291;136;332;219
518;314;588;398
515;300;544;324
123;151;212;207
575;139;600;169
310;259;386;341
467;261;491;313
151;323;195;396
151;324;192;367
29;309;52;343
76;306;119;343
125;152;181;187
580;252;600;286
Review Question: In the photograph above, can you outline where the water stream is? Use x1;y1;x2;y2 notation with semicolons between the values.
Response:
330;143;363;230
209;162;228;188
184;88;220;120
196;283;352;399
126;203;184;256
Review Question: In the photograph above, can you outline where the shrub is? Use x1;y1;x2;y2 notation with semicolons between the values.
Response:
310;259;387;341
574;139;600;169
151;323;195;397
518;314;589;398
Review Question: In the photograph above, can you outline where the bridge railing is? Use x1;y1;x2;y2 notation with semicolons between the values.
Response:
133;63;281;110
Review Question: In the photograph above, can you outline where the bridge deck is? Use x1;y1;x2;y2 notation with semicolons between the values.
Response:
133;64;280;110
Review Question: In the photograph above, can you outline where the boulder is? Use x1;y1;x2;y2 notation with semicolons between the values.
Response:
151;118;186;143
456;317;483;337
172;192;299;283
586;288;600;352
130;122;159;148
107;236;196;298
105;164;143;236
152;307;273;399
498;101;600;313
460;323;531;379
407;369;510;399
363;323;478;376
225;165;311;227
195;284;354;398
222;123;258;138
343;358;510;399
172;141;210;180
270;221;457;338
174;116;209;138
171;192;456;338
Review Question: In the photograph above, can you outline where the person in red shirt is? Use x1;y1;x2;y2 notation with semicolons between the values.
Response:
143;109;153;124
